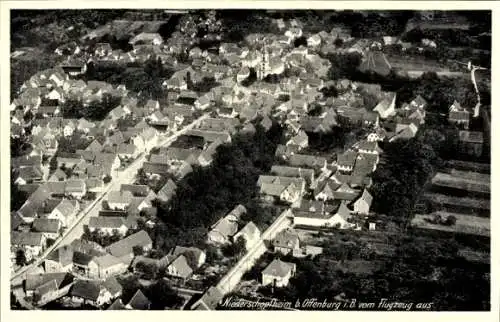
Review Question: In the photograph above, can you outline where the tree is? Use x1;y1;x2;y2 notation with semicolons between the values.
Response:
443;215;457;226
103;175;112;184
133;245;144;256
145;279;184;309
15;249;26;266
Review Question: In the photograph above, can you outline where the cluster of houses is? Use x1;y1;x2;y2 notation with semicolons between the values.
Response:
12;13;470;311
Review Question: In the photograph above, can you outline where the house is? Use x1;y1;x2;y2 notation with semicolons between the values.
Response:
448;100;470;129
336;150;358;172
65;180;87;199
88;217;128;236
129;32;163;46
25;272;73;302
32;218;61;240
353;189;373;215
190;286;224;310
233;221;261;250
270;165;315;186
409;95;427;110
102;276;123;300
367;127;387;142
307;34;322;47
458;130;484;158
48;199;79;227
273;228;300;255
33;274;74;306
166;255;193;281
94;152;121;176
258;176;306;203
261;259;296;288
207;214;239;245
125;289;151;310
286;130;308;149
106;230;153;266
107;190;133;210
169;246;206;269
373;92;397;119
70;280;111;307
389;123;419;142
293;201;354;229
14;166;44;185
91;254;128;279
157;179;177;203
44;245;74;273
287;154;327;171
314;179;342;201
356;140;382;155
11;232;46;261
108;298;126;310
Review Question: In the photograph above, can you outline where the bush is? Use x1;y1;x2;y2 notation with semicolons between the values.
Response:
103;175;112;184
443;215;457;226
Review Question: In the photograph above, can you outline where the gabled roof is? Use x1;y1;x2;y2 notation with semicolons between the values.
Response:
262;259;295;278
88;217;126;229
32;218;60;233
108;298;126;310
337;150;358;167
11;231;44;246
235;221;260;240
167;254;193;279
46;245;74;266
356;189;373;207
108;190;133;205
191;286;224;310
127;289;151;310
25;272;70;291
94;254;124;269
120;184;150;197
273;228;300;249
71;280;101;301
106;230;152;258
157;179;177;202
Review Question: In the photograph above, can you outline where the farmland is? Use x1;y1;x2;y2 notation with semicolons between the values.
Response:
445;160;490;174
411;212;490;237
359;51;391;76
431;172;490;195
424;193;490;215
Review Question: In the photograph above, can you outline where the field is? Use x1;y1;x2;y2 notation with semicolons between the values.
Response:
445;160;490;174
424;193;490;212
458;248;490;264
411;212;490;237
431;172;490;194
386;54;450;72
359;51;391;76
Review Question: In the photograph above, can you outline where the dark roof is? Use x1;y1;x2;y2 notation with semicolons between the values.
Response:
46;245;74;266
72;251;94;266
127;289;151;310
102;276;123;296
108;299;126;310
71;280;101;301
32;218;60;233
25;272;71;291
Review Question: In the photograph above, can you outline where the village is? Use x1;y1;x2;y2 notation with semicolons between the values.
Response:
10;10;490;311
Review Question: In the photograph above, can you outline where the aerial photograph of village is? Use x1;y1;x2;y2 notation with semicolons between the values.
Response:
8;9;491;311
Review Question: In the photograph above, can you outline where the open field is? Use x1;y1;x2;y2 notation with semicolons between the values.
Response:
424;192;490;212
458;248;490;264
447;169;490;183
431;172;490;194
411;212;490;237
359;51;391;76
387;54;450;72
445;160;490;174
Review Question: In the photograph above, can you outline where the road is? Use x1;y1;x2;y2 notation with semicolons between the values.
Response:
11;114;208;285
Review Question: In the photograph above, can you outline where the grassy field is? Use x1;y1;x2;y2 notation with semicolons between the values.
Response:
386;54;450;72
411;212;490;237
458;248;490;264
445;160;490;174
424;193;490;211
432;172;490;194
448;169;490;183
359;51;391;76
